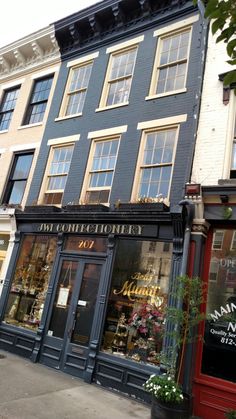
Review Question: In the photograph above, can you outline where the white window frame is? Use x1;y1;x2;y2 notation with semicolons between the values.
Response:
212;230;225;250
81;137;120;205
147;16;198;100
38;135;79;206
57;53;98;120
97;36;144;112
132;115;187;202
81;126;127;205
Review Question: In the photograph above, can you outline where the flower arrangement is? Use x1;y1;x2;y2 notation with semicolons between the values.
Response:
128;303;164;337
135;195;170;206
144;373;184;404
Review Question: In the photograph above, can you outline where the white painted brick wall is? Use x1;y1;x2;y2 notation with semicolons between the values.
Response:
191;28;235;186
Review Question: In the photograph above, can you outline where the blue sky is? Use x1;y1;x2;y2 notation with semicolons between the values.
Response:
1;0;99;48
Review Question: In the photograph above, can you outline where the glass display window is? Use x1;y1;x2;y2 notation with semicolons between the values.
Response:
4;234;57;331
202;228;236;383
101;239;172;365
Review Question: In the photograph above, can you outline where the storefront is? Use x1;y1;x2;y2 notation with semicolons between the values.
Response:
0;204;186;401
0;207;17;296
193;199;236;418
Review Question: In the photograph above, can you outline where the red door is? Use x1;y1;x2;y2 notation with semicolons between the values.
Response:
193;227;236;419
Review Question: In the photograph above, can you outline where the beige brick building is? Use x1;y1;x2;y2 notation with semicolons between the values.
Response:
0;26;60;294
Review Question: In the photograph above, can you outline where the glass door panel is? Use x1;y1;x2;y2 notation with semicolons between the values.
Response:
201;228;236;382
48;260;79;338
71;263;102;346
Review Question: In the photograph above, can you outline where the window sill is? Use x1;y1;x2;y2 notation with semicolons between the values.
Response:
55;113;82;121
145;88;187;100
95;102;129;112
18;122;43;130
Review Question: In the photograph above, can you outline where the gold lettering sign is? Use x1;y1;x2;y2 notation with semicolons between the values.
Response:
38;223;143;236
113;280;162;304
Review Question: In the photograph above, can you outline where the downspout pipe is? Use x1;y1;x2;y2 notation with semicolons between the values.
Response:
179;199;195;277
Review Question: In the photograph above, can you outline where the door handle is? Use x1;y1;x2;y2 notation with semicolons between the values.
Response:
72;318;76;332
68;319;76;337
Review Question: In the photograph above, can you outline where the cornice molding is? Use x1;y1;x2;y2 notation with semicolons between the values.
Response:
54;0;196;58
0;26;59;80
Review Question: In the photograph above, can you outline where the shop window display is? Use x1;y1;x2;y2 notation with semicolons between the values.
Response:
101;239;172;365
4;235;57;331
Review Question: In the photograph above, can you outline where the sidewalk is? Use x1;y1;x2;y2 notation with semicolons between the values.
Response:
0;350;150;419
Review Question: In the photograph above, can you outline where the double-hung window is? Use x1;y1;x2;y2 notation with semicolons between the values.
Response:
23;75;53;125
98;36;143;110
212;230;225;250
148;17;199;98
3;152;34;205
43;145;74;205
84;138;119;204
105;48;137;106
60;62;93;117
136;128;177;200
155;29;191;95
0;86;20;131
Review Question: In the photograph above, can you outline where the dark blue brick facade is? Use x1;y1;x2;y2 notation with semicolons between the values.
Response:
27;0;208;209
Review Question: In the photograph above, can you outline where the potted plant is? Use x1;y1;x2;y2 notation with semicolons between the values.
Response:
225;410;236;419
144;275;206;419
144;373;188;419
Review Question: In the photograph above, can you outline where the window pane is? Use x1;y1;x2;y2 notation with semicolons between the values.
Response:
4;235;57;331
101;239;172;366
13;154;34;179
110;49;137;79
24;76;53;125
231;143;236;169
66;91;86;115
44;146;74;204
0;86;20;131
4;152;33;205
156;30;190;94
107;78;131;106
88;139;119;201
201;228;236;383
8;181;26;204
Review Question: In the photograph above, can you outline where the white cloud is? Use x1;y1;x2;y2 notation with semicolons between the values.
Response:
1;0;99;48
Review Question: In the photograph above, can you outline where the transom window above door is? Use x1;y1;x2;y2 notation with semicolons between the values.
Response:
42;144;74;205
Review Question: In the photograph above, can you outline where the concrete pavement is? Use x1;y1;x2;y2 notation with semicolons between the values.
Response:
0;350;151;419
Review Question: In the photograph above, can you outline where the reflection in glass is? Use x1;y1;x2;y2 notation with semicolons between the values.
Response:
48;260;79;338
4;235;57;331
101;239;172;366
201;228;236;383
71;263;101;346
